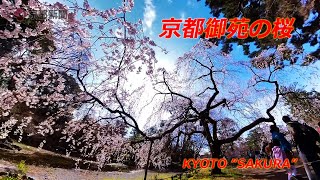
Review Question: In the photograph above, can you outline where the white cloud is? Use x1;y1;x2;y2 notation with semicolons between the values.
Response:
167;0;173;4
180;12;186;21
143;0;156;35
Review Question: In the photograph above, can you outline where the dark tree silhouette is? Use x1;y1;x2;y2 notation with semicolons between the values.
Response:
200;0;319;66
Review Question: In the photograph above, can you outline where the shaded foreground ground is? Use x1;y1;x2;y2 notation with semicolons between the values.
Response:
0;159;309;180
0;142;309;180
0;160;307;180
238;164;308;180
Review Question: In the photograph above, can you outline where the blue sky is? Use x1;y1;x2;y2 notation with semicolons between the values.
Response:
86;0;230;68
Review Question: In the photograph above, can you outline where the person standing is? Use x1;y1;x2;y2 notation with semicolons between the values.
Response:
270;125;293;160
270;125;297;179
271;139;297;180
282;116;320;180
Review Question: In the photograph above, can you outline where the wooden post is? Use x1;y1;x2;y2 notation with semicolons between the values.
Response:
144;141;153;180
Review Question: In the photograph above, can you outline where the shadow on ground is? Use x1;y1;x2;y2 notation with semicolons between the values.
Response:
243;164;308;180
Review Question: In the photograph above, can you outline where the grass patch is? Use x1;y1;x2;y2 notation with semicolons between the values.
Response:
149;172;177;180
221;168;243;178
122;168;244;180
0;160;31;180
176;167;243;180
0;142;130;172
102;171;177;180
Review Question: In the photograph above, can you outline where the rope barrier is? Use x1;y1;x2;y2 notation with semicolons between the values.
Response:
300;159;320;165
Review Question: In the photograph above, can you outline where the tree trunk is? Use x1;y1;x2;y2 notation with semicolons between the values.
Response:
144;141;153;180
207;142;222;175
175;131;181;150
201;119;222;175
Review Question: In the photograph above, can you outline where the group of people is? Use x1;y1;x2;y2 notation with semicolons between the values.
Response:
263;116;320;180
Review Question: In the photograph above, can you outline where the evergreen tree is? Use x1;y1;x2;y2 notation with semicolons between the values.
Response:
201;0;319;66
282;86;320;125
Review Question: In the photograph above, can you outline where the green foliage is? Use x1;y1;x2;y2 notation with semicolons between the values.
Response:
282;86;320;125
129;129;144;142
246;127;268;150
0;161;28;180
0;176;18;180
17;160;27;176
0;70;9;88
175;167;242;180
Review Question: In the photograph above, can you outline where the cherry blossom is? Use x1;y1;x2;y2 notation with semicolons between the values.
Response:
0;0;162;170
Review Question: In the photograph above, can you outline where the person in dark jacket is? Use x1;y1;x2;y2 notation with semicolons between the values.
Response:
283;116;320;179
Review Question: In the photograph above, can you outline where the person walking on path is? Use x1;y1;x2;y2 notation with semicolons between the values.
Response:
282;116;320;180
270;125;294;161
271;139;297;180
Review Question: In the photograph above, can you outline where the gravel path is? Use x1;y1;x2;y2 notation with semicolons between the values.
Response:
27;167;146;180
